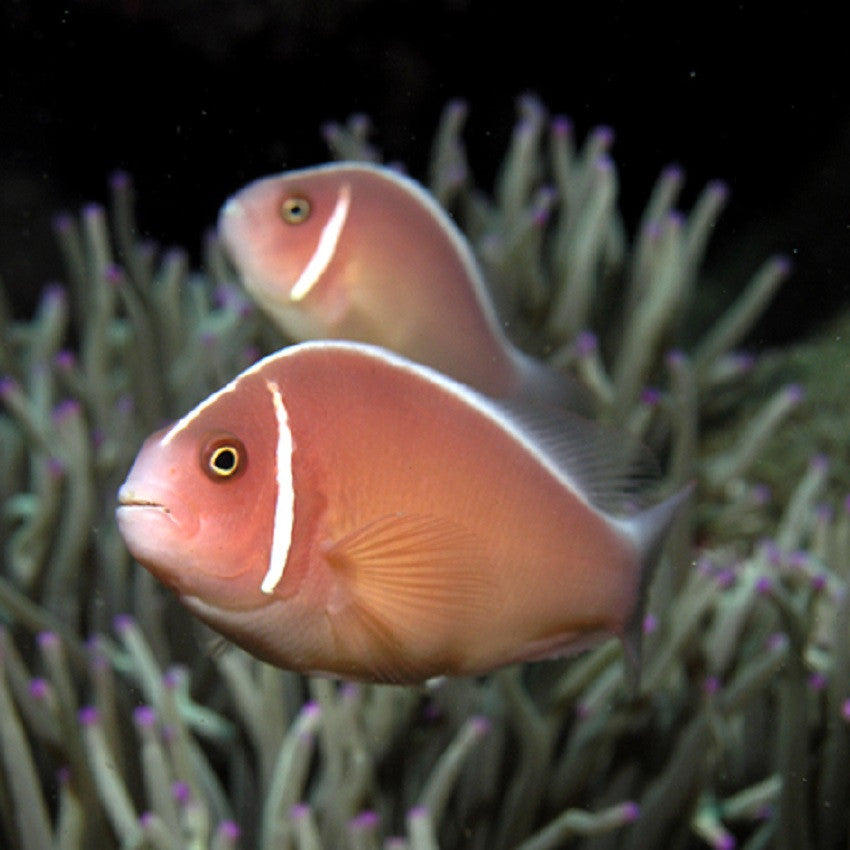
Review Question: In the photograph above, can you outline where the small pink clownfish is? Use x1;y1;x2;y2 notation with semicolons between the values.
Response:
218;163;578;404
116;341;688;685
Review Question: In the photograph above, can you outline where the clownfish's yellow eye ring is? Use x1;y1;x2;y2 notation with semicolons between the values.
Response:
202;435;247;481
281;195;311;224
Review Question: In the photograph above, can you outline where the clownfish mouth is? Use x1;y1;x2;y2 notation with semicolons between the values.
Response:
116;486;171;516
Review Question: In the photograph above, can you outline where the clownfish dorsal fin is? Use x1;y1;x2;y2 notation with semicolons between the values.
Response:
481;389;659;518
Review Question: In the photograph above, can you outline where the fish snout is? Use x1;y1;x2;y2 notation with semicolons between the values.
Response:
217;197;250;250
115;480;196;536
116;484;171;516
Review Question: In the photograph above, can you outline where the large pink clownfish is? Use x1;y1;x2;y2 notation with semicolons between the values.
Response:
116;341;688;685
217;163;580;404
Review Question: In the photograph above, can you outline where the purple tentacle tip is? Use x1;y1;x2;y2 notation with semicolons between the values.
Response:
109;170;131;190
810;454;830;473
163;666;186;690
706;179;729;199
82;203;105;222
773;254;793;276
575;330;598;356
78;705;100;726
784;383;805;404
29;678;50;700
643;613;658;634
407;805;430;821
446;98;467;118
171;780;191;804
639;387;662;407
665;349;687;368
52;212;73;233
666;210;685;229
133;705;157;728
51;398;82;424
754;576;774;596
37;631;60;650
469;715;491;736
766;632;788;652
139;811;156;829
217;820;241;840
751;483;771;505
715;835;736;850
808;671;827;692
301;700;322;720
0;376;19;399
339;681;360;701
590;125;615;148
730;351;756;372
594;154;614;174
41;283;67;305
350;810;380;830
841;699;850;722
714;568;736;590
113;613;135;634
622;801;640;822
290;802;311;820
104;264;124;287
661;163;683;182
703;676;721;696
55;349;76;370
551;115;573;136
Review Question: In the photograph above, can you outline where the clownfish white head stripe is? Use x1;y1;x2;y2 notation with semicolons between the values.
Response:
261;379;295;594
289;183;352;302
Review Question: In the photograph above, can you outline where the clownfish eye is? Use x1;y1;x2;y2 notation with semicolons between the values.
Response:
201;435;247;481
281;195;311;224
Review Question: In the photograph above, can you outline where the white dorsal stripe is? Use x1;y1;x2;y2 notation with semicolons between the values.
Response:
289;183;352;302
261;379;295;594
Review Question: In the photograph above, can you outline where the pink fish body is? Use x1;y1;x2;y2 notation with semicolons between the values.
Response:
218;162;567;401
116;341;685;684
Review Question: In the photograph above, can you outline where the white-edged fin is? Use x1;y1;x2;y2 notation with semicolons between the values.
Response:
290;183;352;302
615;483;694;693
260;380;295;595
511;349;596;417
489;389;659;516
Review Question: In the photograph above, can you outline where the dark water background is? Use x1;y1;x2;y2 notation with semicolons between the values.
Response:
2;1;847;347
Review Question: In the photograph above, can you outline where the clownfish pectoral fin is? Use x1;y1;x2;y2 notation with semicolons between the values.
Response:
323;513;496;676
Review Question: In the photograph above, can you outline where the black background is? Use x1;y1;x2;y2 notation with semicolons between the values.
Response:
2;1;847;347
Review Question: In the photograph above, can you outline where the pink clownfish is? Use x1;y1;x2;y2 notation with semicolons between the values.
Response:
217;162;580;405
116;341;688;685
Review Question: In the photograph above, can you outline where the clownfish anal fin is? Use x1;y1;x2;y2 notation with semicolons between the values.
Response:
324;513;497;678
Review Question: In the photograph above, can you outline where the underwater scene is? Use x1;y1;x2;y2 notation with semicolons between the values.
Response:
2;5;849;850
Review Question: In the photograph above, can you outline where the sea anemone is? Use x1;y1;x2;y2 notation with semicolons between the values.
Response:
2;95;846;850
